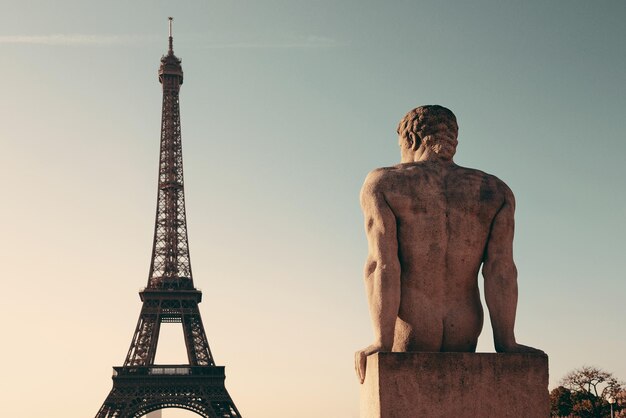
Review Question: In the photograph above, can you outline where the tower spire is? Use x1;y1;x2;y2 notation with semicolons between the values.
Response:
168;16;174;54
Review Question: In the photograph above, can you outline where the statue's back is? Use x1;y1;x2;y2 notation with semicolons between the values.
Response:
379;162;507;351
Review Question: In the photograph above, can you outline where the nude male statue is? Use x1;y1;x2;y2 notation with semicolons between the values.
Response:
355;105;542;383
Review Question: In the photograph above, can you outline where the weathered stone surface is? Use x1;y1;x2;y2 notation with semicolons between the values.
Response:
361;352;549;418
355;106;543;384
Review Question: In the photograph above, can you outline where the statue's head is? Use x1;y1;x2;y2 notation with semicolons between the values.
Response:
397;105;458;162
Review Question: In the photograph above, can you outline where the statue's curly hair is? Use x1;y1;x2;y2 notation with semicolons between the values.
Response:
397;105;457;145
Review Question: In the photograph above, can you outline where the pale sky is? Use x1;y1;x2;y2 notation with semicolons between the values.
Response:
1;1;625;417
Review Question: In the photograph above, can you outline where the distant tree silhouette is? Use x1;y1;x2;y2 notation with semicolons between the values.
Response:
615;389;626;418
551;366;624;418
550;386;573;417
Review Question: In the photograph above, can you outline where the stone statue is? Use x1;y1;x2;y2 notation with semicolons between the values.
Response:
355;105;543;383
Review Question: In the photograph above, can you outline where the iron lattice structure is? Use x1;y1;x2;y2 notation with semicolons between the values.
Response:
96;19;242;418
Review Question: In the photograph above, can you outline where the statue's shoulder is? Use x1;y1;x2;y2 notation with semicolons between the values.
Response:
361;166;399;198
455;165;514;200
364;166;400;184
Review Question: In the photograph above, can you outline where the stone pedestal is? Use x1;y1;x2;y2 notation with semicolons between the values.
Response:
360;352;549;418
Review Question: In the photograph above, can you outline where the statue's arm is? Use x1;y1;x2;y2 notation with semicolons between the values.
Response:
362;172;401;349
355;170;401;383
482;183;542;353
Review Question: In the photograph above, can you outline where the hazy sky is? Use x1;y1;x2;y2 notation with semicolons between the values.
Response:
1;1;625;417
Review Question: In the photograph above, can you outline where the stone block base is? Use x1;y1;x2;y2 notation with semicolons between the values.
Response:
360;352;549;418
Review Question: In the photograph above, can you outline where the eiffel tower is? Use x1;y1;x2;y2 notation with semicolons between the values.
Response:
96;18;242;418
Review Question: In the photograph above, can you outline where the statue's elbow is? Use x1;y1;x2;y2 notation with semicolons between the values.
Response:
364;259;377;279
364;261;399;286
483;260;517;284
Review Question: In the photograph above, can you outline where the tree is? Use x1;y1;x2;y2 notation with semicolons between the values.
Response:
615;389;626;418
550;386;573;417
557;366;624;418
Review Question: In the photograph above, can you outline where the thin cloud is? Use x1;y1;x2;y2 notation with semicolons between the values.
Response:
0;33;349;49
0;34;155;46
201;35;349;49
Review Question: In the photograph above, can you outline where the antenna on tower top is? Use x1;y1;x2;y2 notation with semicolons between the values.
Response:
168;17;174;53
